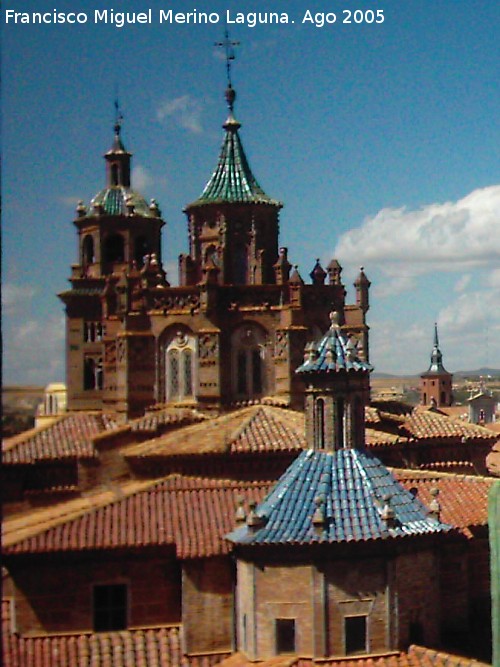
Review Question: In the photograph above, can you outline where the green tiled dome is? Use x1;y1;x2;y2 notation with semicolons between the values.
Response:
90;186;154;217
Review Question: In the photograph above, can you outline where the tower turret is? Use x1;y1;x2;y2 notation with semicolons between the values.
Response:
420;323;453;407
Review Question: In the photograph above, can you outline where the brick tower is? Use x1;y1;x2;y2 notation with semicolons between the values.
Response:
420;323;453;407
60;77;370;418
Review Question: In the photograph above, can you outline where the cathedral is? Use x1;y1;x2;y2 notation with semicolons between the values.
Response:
59;79;370;418
2;52;499;667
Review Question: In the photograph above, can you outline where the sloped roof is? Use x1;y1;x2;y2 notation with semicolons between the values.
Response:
296;315;372;375
3;468;492;558
2;413;118;464
124;405;305;459
402;410;496;441
187;111;281;208
4;476;270;559
295;645;491;667
129;406;208;433
227;449;450;547
1;614;228;667
394;470;495;538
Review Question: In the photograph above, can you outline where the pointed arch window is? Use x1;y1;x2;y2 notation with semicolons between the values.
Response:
314;398;325;450
82;235;95;265
103;234;125;265
232;325;267;400
84;356;103;391
165;331;196;402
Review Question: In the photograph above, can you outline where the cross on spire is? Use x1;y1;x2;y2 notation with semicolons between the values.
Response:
114;98;123;134
215;29;240;87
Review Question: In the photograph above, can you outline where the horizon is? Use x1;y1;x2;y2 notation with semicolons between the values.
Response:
3;0;500;385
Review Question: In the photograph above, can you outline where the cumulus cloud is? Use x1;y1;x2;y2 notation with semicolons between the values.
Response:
4;315;65;385
335;185;500;277
157;95;203;134
2;283;37;313
132;165;154;192
454;274;471;293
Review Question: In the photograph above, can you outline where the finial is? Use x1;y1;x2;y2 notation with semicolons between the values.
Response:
215;29;240;111
114;98;123;136
433;322;439;348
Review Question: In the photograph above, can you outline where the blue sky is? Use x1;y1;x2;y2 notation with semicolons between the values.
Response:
3;0;500;385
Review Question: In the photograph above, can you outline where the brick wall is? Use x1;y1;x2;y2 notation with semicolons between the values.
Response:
10;551;181;636
182;556;234;654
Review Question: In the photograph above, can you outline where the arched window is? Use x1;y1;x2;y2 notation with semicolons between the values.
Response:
164;330;196;402
231;325;267;400
314;398;325;449
232;241;248;284
334;398;344;450
134;236;149;267
103;234;125;264
111;164;119;186
82;235;95;265
84;357;103;391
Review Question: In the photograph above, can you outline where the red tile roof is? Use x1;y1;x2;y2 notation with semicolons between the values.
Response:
2;618;230;667
4;468;493;557
129;407;207;433
217;645;490;667
294;645;490;667
229;407;305;453
4;476;271;559
2;413;118;464
395;471;494;538
401;410;496;442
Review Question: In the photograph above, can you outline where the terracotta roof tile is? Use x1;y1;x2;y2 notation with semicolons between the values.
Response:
401;411;496;442
4;476;271;559
2;621;230;667
2;413;118;464
5;466;492;557
124;406;305;459
230;407;305;453
129;407;207;433
395;471;494;537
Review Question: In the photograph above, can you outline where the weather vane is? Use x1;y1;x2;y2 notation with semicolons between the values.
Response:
114;97;123;132
215;29;240;87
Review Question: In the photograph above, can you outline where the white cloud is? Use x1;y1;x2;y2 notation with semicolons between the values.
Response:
157;95;203;134
454;274;471;293
4;315;65;385
2;283;37;313
335;184;500;282
132;165;154;192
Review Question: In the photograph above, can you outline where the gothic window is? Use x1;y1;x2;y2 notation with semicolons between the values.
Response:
231;325;267;400
84;356;103;391
204;245;219;266
165;331;196;402
82;234;95;265
84;321;103;343
334;398;345;449
345;615;367;655
315;398;325;449
110;164;119;186
93;584;127;632
232;240;248;284
275;618;296;654
103;234;125;265
134;236;149;267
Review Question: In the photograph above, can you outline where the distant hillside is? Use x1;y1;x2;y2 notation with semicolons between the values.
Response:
454;368;500;378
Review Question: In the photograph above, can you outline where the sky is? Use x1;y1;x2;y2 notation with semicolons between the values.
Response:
2;0;500;385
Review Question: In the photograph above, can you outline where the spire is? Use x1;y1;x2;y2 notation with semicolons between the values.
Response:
428;323;448;373
186;33;281;209
105;100;131;188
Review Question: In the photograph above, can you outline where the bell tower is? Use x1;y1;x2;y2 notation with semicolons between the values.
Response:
59;109;165;412
181;33;282;287
420;323;453;407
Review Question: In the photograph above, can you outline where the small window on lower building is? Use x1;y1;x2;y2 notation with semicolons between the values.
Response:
93;584;127;632
276;618;296;654
345;615;367;655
